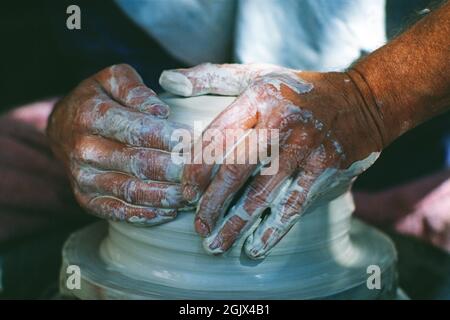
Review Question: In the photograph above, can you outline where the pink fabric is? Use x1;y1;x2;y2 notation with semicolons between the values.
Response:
354;170;450;252
0;100;86;243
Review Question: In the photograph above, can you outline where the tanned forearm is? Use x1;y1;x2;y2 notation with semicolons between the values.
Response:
348;1;450;147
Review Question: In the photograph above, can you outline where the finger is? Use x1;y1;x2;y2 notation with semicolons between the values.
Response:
181;88;262;202
194;118;319;236
202;158;295;254
73;135;182;182
193;122;278;233
73;188;176;226
80;91;191;151
159;63;278;97
75;166;186;208
180;77;313;202
194;162;256;237
244;143;341;259
201;124;315;252
95;64;170;118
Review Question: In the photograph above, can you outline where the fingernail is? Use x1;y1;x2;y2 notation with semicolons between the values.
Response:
195;217;210;237
203;237;225;255
245;247;265;260
159;70;193;97
244;237;265;260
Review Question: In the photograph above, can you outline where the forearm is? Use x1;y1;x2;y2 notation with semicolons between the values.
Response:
348;1;450;147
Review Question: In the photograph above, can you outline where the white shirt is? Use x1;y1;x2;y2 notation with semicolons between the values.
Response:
115;0;387;71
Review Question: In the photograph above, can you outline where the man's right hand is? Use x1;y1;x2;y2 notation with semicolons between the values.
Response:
47;64;191;225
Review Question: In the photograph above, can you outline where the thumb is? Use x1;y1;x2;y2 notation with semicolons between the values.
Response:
159;63;256;97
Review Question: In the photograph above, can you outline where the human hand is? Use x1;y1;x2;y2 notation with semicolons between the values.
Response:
47;64;192;225
159;63;384;258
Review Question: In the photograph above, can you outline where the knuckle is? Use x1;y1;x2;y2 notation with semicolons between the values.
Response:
72;136;96;163
129;148;146;178
198;199;221;219
71;166;91;188
245;183;271;208
99;197;126;221
120;179;137;203
112;63;133;73
280;201;301;217
76;95;105;125
276;200;302;224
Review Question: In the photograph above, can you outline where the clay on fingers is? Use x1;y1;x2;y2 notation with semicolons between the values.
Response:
95;64;170;118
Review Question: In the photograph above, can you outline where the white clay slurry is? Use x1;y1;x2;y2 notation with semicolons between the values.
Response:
61;94;398;300
89;101;189;151
258;71;314;96
159;63;314;98
160;63;253;97
203;150;379;257
203;173;292;255
159;70;194;97
244;152;380;259
164;156;184;182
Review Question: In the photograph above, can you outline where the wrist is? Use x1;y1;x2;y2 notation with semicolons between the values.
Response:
297;71;387;151
348;60;418;148
345;69;390;149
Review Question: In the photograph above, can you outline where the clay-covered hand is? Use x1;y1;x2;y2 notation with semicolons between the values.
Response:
160;63;385;258
47;64;192;225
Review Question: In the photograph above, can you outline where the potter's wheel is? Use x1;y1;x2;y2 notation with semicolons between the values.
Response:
60;206;397;299
59;95;398;299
